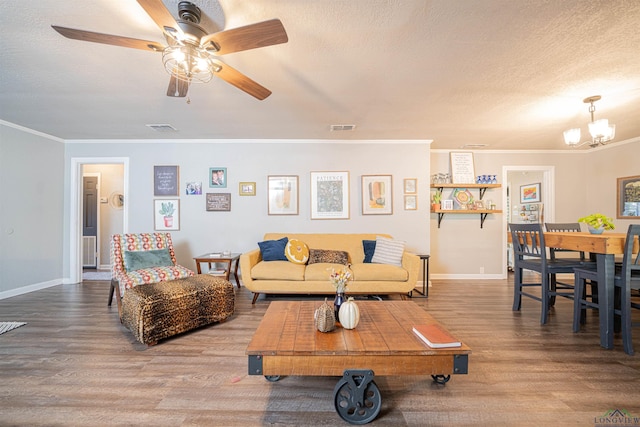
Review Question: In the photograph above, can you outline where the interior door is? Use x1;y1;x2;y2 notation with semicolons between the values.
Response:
83;176;98;268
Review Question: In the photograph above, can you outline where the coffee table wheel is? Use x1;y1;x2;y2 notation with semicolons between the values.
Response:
264;375;281;382
431;374;451;385
333;370;381;425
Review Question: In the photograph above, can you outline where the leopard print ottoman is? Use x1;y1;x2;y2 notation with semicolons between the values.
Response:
121;275;235;345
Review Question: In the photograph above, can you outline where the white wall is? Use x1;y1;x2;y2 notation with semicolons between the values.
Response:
0;122;64;297
63;140;432;280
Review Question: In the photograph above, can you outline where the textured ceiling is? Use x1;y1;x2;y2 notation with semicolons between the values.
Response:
1;0;640;150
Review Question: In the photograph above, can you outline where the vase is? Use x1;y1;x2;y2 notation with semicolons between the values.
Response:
588;225;604;234
333;291;345;320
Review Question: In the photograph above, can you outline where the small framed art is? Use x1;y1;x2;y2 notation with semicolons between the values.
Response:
206;193;231;211
441;199;454;210
239;182;256;196
520;182;541;203
268;176;299;215
362;175;393;215
154;199;180;231
404;195;417;210
209;168;227;188
154;165;179;196
404;178;417;194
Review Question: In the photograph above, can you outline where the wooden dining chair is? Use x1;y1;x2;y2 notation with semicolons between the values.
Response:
573;224;640;355
544;222;597;306
509;223;592;325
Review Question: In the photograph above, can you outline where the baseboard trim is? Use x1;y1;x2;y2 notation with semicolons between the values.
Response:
431;274;507;280
0;279;62;300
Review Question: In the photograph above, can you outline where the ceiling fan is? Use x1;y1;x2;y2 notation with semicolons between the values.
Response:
52;0;288;100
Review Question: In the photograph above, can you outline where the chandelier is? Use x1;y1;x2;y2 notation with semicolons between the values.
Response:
564;96;616;148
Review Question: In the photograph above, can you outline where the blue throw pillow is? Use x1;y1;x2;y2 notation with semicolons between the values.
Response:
123;249;173;271
258;237;289;261
362;240;376;263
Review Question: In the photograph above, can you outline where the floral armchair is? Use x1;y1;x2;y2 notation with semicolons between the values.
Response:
108;233;195;317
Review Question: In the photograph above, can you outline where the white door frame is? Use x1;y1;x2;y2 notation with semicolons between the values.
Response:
69;158;129;284
501;165;555;275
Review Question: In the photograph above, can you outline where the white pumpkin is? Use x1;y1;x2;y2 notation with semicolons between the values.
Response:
339;297;360;329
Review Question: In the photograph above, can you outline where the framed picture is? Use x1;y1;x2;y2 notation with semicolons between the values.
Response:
362;175;393;215
154;165;179;196
268;176;299;215
310;171;350;219
474;200;485;210
185;182;202;195
154;199;180;231
209;167;227;188
404;195;417;210
617;175;640;218
239;182;256;196
441;199;454;210
404;178;417;194
520;182;541;203
206;193;231;211
449;152;476;184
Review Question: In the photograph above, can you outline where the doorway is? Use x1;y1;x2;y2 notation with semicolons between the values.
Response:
501;165;555;273
69;158;129;284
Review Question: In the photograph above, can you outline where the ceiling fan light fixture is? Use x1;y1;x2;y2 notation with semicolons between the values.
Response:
162;45;214;83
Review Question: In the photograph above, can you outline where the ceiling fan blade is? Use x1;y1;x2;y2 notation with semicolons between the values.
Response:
201;19;288;55
52;26;165;52
211;59;272;100
136;0;183;39
167;75;190;98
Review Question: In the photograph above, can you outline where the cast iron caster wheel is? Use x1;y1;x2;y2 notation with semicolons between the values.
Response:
431;374;451;385
264;375;281;382
333;375;381;424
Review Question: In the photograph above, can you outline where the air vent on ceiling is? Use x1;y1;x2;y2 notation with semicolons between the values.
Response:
146;124;178;132
460;143;489;148
330;124;356;131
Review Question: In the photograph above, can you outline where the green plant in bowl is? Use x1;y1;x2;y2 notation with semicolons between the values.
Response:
578;213;615;234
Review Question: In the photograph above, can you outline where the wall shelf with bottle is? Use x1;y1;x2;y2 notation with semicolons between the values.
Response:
430;184;502;228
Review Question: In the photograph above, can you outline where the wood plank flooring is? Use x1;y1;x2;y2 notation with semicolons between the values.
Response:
1;278;639;426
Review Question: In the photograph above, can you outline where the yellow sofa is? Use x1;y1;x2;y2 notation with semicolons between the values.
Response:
240;233;420;303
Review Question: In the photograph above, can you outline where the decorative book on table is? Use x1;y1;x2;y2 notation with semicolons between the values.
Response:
412;324;461;348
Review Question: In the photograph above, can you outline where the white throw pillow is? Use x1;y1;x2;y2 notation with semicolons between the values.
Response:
371;236;405;266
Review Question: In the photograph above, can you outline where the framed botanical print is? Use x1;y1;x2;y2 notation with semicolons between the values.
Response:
404;195;417;210
154;199;180;230
310;171;349;219
404;178;417;194
362;175;393;215
268;176;299;215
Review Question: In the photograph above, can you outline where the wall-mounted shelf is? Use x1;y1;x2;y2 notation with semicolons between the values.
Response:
430;183;502;228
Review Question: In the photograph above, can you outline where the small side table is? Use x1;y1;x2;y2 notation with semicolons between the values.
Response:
410;254;430;298
193;253;241;287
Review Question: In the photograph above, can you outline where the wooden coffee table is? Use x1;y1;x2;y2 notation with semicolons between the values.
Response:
193;252;241;286
246;300;471;424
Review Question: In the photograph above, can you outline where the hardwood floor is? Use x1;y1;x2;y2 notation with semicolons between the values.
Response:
1;278;639;426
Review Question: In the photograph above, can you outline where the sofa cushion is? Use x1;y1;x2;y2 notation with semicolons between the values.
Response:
123;249;173;272
258;237;289;261
350;263;408;281
362;240;376;263
371;236;405;266
285;239;310;265
251;260;305;281
305;263;353;281
308;249;349;265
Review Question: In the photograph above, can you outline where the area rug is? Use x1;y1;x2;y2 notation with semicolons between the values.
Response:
0;322;26;335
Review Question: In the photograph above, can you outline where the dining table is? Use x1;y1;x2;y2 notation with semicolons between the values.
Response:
544;231;638;349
